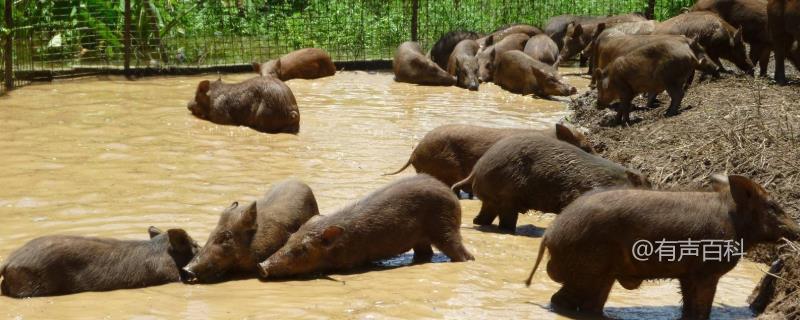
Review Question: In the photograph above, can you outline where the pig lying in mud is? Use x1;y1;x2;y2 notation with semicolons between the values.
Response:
447;39;481;91
452;133;650;233
523;34;560;66
393;41;456;86
526;175;800;320
0;227;199;298
558;13;647;65
430;31;481;70
594;37;704;124
252;48;336;81
183;180;319;283
385;123;595;196
655;11;754;74
187;77;300;134
257;174;474;278
477;33;530;82
493;50;577;97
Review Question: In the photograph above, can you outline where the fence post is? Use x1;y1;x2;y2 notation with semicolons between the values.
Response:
411;0;419;42
4;0;13;90
123;0;131;75
645;0;656;19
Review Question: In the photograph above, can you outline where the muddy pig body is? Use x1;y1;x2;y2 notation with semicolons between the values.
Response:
257;174;474;278
768;0;800;84
594;37;702;124
452;133;649;233
430;30;481;70
692;0;774;76
585;21;657;74
0;227;198;298
385;123;595;196
182;179;319;283
558;13;647;65
187;76;300;134
479;24;543;48
252;48;335;81
545;15;603;50
523;34;560;66
494;50;577;97
655;11;754;74
476;33;530;82
447;39;481;91
526;175;800;319
394;41;456;86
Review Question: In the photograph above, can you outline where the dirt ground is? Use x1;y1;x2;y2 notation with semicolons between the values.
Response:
565;67;800;318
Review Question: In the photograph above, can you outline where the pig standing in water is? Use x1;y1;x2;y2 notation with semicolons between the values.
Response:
523;34;560;66
493;50;577;97
655;11;754;74
187;77;300;134
252;48;336;81
429;30;481;70
0;227;199;298
182;180;319;283
385;123;595;196
393;41;456;86
476;33;530;82
594;37;702;124
526;175;800;319
452;133;650;233
447;39;481;91
258;174;474;278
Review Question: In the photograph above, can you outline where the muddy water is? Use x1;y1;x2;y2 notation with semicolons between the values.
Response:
0;70;762;319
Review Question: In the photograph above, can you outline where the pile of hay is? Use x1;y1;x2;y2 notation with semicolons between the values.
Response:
566;74;800;318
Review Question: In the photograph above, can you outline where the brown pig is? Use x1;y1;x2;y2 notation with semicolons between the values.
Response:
494;50;577;97
385;123;595;196
0;227;199;298
252;48;336;81
447;39;481;91
594;37;703;124
479;24;543;48
585;21;657;73
430;31;481;70
692;0;774;76
768;0;800;84
476;33;530;82
655;11;754;74
452;133;650;233
182;179;319;283
557;13;647;65
545;15;604;50
523;34;560;66
525;175;800;319
187;76;300;134
393;41;456;86
257;174;474;278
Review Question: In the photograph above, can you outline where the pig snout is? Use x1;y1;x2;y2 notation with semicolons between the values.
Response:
257;261;271;278
568;86;578;95
468;82;479;91
181;267;199;284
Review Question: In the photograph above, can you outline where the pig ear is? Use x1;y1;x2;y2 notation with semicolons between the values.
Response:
728;175;768;209
554;123;579;146
573;24;583;36
148;226;163;239
274;59;282;72
252;62;261;75
489;48;496;61
167;229;193;251
734;28;743;43
625;170;649;188
320;225;344;246
197;80;211;96
485;36;494;47
240;201;258;229
710;174;729;193
593;23;606;38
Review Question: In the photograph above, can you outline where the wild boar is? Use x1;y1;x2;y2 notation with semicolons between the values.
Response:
182;179;320;283
252;48;336;81
257;174;474;278
429;30;481;70
525;175;800;319
558;13;647;65
393;41;456;86
494;50;577;97
0;227;198;298
452;133;650;233
545;15;603;50
767;0;800;84
523;34;560;66
187;76;300;134
447;39;481;91
385;123;595;196
479;24;543;48
476;33;530;82
585;21;658;73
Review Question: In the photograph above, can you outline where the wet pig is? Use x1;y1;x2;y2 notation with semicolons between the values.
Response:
476;33;530;82
447;39;481;91
393;41;456;86
252;48;336;81
494;50;577;97
430;31;481;70
523;34;560;66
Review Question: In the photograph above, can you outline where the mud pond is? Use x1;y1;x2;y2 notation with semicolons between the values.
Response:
0;70;765;319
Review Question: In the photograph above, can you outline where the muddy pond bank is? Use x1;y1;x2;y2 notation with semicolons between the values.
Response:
0;71;766;319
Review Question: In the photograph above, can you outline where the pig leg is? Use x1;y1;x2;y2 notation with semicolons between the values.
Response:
679;276;719;320
473;202;500;226
551;277;611;316
497;210;519;233
645;93;659;109
774;42;787;85
616;97;634;125
577;277;615;315
412;243;434;263
710;56;729;74
665;84;685;117
431;233;474;262
750;43;770;77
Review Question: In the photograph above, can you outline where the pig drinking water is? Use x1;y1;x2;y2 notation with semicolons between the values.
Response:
393;41;456;86
447;39;481;91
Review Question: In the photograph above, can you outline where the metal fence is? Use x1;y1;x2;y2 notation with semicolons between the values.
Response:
1;0;693;95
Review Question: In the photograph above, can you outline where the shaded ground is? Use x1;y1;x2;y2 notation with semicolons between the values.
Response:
566;71;800;318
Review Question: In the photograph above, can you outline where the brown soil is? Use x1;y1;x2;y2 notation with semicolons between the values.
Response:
565;71;800;318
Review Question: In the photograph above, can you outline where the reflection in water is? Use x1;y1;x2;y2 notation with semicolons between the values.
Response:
0;71;759;319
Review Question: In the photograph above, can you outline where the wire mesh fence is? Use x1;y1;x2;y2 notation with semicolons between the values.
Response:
2;0;694;94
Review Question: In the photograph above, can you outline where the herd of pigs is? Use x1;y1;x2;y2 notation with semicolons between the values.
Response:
2;1;800;319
